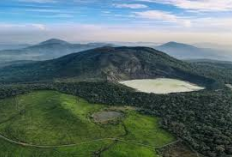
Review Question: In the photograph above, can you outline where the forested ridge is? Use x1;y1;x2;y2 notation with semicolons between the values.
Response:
0;47;217;86
0;82;232;157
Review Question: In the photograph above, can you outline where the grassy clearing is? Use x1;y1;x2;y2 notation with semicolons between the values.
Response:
122;110;174;147
102;142;156;157
120;78;204;94
0;91;124;145
0;90;175;156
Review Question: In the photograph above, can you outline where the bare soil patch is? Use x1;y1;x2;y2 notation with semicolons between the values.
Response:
158;141;199;157
92;111;124;123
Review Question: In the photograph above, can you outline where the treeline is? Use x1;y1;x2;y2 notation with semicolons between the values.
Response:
0;84;51;99
0;82;232;157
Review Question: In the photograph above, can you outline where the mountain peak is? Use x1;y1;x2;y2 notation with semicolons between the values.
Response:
39;38;70;45
160;41;197;49
166;41;179;45
0;46;211;85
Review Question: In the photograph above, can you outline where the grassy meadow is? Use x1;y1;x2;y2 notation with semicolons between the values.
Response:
0;90;175;157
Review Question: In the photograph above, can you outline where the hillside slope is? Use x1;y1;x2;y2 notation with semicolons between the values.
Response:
0;60;36;68
188;59;232;83
0;46;211;84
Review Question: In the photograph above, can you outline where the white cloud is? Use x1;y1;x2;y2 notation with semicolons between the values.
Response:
30;24;47;30
114;3;148;9
133;10;192;27
190;17;232;31
0;23;232;46
133;9;232;31
102;11;111;14
19;0;56;3
0;23;47;31
23;8;78;16
183;20;192;27
137;0;232;12
25;8;62;13
134;10;177;21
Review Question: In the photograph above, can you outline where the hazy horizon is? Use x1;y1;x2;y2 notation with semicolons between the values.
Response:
0;0;232;46
1;39;232;51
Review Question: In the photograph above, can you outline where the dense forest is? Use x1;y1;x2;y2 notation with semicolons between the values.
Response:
0;82;232;157
190;61;232;84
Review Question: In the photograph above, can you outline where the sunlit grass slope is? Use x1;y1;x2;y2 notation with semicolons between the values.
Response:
0;90;175;157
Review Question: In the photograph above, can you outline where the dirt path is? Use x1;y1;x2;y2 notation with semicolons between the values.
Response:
93;139;118;157
0;122;174;151
92;122;153;157
156;139;181;149
0;134;118;148
0;132;158;149
0;133;155;149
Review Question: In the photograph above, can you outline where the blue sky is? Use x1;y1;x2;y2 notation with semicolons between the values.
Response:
0;0;232;44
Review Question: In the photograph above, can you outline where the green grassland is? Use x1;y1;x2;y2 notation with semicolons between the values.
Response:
0;90;175;157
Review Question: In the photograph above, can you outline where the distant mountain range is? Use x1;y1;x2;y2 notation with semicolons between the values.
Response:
193;42;232;50
156;42;232;61
0;43;30;50
0;39;112;62
0;46;210;84
0;39;231;65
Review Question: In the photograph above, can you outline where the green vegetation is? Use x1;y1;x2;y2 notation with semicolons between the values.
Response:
49;82;232;157
102;142;155;157
0;138;112;157
0;90;175;157
1;46;232;157
1;81;232;156
0;46;214;88
190;60;232;84
124;110;174;147
0;91;125;145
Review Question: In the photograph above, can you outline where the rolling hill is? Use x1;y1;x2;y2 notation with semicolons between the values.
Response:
0;46;211;85
156;42;231;61
0;39;112;62
0;90;175;157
